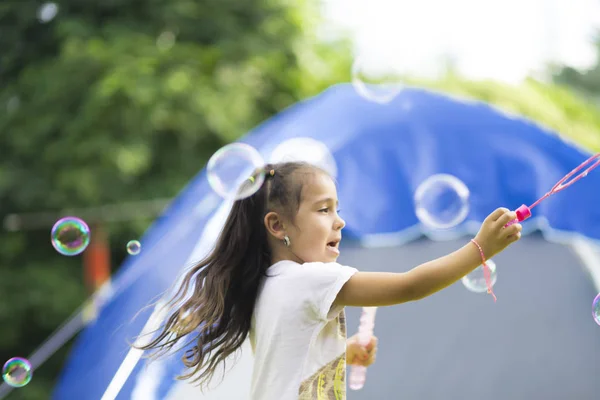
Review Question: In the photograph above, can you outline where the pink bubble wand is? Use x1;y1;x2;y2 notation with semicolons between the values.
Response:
478;153;600;301
348;307;377;391
505;152;600;227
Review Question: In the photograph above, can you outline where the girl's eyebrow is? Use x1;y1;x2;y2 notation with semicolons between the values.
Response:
313;197;339;206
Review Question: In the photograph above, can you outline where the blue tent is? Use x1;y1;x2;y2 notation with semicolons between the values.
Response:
53;84;600;399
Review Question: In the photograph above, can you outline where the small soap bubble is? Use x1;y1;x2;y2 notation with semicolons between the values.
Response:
414;174;470;229
207;143;265;200
462;259;497;293
127;240;141;255
269;137;338;178
156;31;176;51
2;358;32;388
170;308;195;335
37;2;58;23
51;217;90;256
351;56;405;104
593;293;600;326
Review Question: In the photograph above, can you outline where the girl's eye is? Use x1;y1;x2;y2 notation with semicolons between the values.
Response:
319;208;341;214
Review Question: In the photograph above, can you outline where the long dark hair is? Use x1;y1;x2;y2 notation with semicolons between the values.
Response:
135;161;322;389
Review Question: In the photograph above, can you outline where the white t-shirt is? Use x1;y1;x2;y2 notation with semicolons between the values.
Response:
249;260;358;400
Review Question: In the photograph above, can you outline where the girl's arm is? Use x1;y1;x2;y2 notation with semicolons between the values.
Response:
334;208;521;308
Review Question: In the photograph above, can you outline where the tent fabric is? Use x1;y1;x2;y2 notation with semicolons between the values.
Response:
53;84;600;399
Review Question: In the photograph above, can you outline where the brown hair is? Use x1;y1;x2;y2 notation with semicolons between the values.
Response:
134;161;326;389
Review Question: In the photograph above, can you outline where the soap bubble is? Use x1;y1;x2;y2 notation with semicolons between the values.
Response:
462;259;497;293
156;31;176;51
414;174;470;229
207;143;265;200
2;358;32;388
269;137;338;178
51;217;90;256
170;308;196;335
593;293;600;326
351;56;405;104
37;2;58;23
127;240;141;255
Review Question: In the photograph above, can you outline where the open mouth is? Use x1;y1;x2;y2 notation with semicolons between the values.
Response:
326;240;340;254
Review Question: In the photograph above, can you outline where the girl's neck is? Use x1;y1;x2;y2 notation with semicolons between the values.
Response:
270;252;303;266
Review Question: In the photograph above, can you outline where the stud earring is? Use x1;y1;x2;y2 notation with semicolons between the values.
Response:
283;235;291;247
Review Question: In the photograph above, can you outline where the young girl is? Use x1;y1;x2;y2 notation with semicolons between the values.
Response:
137;161;522;399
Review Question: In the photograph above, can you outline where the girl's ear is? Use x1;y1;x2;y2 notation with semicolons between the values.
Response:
264;211;286;240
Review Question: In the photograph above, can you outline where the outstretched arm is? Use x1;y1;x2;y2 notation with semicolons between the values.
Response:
333;208;522;308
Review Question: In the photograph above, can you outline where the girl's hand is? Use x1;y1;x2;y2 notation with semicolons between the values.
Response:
346;334;378;367
474;207;522;258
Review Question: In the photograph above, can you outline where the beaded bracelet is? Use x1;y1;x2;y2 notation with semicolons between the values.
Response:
470;239;497;302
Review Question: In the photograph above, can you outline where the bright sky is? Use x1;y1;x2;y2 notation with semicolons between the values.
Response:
322;0;600;83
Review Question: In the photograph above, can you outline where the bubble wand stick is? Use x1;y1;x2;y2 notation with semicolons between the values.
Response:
481;153;599;301
505;152;600;227
348;307;377;391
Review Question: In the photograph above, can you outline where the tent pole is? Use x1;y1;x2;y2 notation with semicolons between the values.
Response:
0;283;113;400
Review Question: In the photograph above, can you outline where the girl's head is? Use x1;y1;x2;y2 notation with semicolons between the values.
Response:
137;161;345;388
263;162;345;264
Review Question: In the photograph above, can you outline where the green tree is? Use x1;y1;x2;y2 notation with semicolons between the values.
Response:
553;34;600;101
0;1;352;398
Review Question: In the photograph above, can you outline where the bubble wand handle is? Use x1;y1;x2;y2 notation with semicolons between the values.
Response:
504;204;532;227
505;153;600;227
348;307;377;391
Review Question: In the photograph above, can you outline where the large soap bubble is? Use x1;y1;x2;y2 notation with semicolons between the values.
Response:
414;174;470;229
207;143;265;200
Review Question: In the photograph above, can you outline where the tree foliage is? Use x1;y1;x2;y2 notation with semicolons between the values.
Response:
553;34;600;102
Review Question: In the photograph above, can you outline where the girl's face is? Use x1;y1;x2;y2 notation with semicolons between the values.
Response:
285;172;345;263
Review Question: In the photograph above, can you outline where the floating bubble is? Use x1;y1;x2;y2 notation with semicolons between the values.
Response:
414;174;470;229
51;217;90;256
207;143;265;200
351;56;405;104
593;293;600;326
170;308;196;335
269;137;338;178
2;358;32;388
37;2;58;23
127;240;141;255
156;31;176;51
462;259;497;293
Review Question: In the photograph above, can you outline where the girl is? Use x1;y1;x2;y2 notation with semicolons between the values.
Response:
137;161;522;399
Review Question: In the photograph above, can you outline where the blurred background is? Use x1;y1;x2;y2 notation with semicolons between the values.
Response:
2;0;600;399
